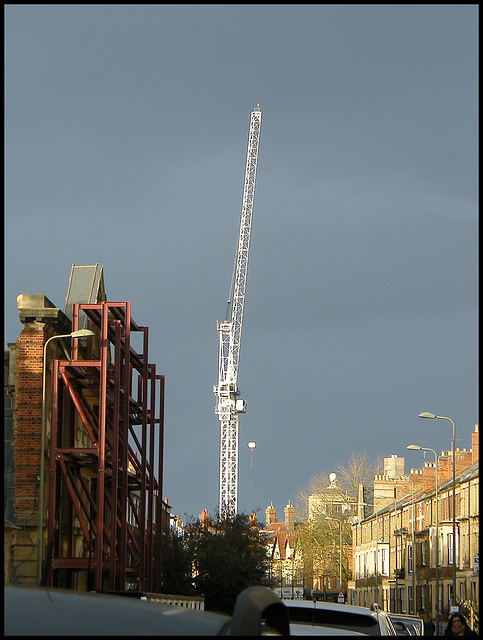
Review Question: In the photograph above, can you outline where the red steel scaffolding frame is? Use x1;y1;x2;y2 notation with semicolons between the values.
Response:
44;301;165;592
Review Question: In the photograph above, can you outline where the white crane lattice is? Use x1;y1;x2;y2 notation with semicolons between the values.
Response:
214;105;262;520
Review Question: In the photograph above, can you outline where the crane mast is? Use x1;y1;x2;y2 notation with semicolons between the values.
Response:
214;105;262;520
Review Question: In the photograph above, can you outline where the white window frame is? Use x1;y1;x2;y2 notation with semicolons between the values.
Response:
448;532;454;565
381;548;387;575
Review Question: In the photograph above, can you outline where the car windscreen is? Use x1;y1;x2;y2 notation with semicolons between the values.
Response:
389;615;422;635
288;606;380;635
392;620;412;635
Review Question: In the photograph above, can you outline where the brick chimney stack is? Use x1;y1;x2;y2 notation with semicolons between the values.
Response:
199;509;209;528
472;424;479;463
284;503;295;532
265;503;277;526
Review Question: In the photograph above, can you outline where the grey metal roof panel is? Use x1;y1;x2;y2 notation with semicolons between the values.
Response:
64;264;106;325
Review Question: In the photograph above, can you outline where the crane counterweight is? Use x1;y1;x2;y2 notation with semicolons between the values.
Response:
215;105;262;520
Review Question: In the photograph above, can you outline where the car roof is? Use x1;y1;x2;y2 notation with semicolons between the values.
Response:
388;613;422;620
4;585;231;636
285;599;386;617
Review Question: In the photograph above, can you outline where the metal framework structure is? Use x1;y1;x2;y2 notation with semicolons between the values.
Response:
214;105;262;520
44;300;165;592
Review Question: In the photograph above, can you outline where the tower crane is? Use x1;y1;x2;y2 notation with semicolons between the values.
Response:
214;104;262;520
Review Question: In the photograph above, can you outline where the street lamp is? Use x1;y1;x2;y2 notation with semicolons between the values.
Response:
400;476;416;614
407;444;439;635
393;489;400;614
247;441;256;486
37;328;95;584
371;490;401;613
419;412;457;609
325;516;343;594
370;496;388;607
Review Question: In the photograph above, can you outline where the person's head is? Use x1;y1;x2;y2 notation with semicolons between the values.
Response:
448;612;468;629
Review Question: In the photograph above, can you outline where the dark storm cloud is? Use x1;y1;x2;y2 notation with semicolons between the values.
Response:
5;4;477;519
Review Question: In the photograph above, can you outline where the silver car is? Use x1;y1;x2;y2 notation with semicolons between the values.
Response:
285;599;398;635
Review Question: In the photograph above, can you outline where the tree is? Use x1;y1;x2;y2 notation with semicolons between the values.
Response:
161;529;196;596
293;452;383;592
186;514;270;614
294;507;353;591
336;452;383;496
294;468;331;521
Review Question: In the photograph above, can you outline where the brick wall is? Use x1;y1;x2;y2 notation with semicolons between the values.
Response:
14;325;45;524
471;425;479;463
437;449;473;486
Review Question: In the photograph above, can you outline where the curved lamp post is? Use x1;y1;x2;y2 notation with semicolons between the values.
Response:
37;328;95;584
419;412;457;608
407;444;439;635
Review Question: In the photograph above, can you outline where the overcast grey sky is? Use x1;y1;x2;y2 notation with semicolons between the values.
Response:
5;5;478;522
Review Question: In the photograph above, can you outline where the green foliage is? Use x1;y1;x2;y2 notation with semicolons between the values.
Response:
294;515;352;583
187;514;270;614
161;530;196;596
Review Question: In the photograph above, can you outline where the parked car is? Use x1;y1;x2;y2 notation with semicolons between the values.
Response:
4;584;289;636
284;599;398;635
387;613;424;636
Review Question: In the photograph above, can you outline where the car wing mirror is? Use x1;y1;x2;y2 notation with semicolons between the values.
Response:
228;586;290;635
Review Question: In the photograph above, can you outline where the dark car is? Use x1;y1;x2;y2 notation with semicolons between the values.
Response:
4;584;289;636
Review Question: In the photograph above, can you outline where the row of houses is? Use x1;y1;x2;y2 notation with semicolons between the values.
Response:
258;427;478;628
351;437;478;626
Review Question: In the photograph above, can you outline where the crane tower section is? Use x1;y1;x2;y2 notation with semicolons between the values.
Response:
214;105;262;520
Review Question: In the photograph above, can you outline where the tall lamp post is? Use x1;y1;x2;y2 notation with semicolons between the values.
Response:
393;489;400;614
369;495;389;607
406;477;416;615
37;328;95;584
370;496;389;607
419;412;457;609
407;445;439;635
325;516;343;593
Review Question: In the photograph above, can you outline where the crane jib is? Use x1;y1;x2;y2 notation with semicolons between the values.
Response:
215;105;262;520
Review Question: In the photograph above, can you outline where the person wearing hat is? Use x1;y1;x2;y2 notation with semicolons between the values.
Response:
443;612;478;636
